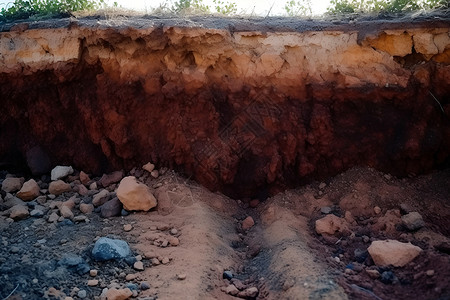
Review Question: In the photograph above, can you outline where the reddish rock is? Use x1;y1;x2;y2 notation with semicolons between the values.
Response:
79;171;90;185
80;203;94;214
16;179;40;201
99;171;123;187
117;176;157;211
315;214;349;235
92;189;110;207
48;180;71;195
242;216;255;231
9;204;29;220
105;288;132;300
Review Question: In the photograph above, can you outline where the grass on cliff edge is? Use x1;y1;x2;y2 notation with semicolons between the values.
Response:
0;0;449;23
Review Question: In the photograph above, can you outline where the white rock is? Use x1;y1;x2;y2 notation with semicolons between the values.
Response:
368;239;422;267
117;176;157;211
51;166;74;181
142;162;155;173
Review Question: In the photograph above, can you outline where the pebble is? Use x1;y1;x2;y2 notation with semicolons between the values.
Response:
170;228;178;235
140;281;150;290
124;224;133;232
150;170;159;178
91;237;131;261
126;273;137;281
426;270;435;276
135;255;142;261
319;182;327;189
374;206;381;214
161;257;170;264
223;284;239;295
223;270;233;280
48;212;59;223
134;261;144;271
151;258;160;265
88;279;98;286
238;287;259;298
10;246;20;253
77;290;87;299
121;209;130;216
380;271;395;284
366;269;381;279
168;236;180;246
90;269;98;277
80;203;94;214
320;206;332;214
177;273;187;280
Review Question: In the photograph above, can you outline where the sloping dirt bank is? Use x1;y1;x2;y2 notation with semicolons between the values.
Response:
0;14;449;199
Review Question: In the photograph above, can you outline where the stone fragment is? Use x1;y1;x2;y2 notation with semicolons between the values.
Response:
140;281;150;290
77;184;89;196
401;212;425;231
133;261;144;271
150;170;159;178
51;166;74;181
368;240;422;267
92;237;131;261
92;189;110;207
105;288;133;300
90;269;98;277
223;284;239;295
88;280;98;286
366;269;381;279
60;206;74;219
117;176;157;211
374;206;382;215
177;273;186;280
1;177;24;193
48;212;59;223
242;216;255;230
49;180;71;195
99;171;124;187
151;258;160;265
123;224;133;232
315;214;348;235
80;203;94;214
168;236;179;246
161;257;170;264
16;179;40;201
100;198;122;218
142;163;155;173
9;204;29;220
79;171;90;185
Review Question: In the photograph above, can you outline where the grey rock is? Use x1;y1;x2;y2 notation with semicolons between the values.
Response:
121;209;130;216
77;290;87;299
321;206;332;214
92;189;110;207
223;270;233;280
100;197;122;218
58;254;90;275
51;166;74;181
92;237;131;261
402;212;425;231
140;281;150;290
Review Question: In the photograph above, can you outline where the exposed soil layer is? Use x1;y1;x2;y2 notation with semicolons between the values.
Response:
0;166;449;300
1;14;450;199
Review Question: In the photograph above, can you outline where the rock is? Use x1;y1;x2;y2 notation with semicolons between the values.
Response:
426;270;435;276
170;228;178;235
10;246;20;253
105;288;133;300
121;209;129;216
154;186;174;216
89;182;97;190
117;176;157;211
321;206;332;214
401;212;425;231
1;177;24;193
366;269;381;279
77;290;87;299
79;171;90;185
62;197;76;209
140;281;150;290
168;236;179;246
125;273;136;281
133;261;144;271
16;179;40;201
223;270;233;280
49;180;71;195
58;254;90;275
26;146;51;175
161;257;170;264
380;271;396;284
101;198;122;218
30;207;45;217
242;216;255;230
77;184;89;196
99;171;124;187
354;248;369;263
60;206;74;219
48;212;59;223
368;240;422;267
9;204;29;220
124;224;133;232
150;170;159;178
315;214;349;235
88;279;98;286
142;163;155;173
90;269;98;277
51;166;74;181
92;237;131;261
74;215;87;222
151;258;160;265
3;194;25;209
177;273;186;280
92;189;110;207
238;287;258;298
80;203;94;214
374;206;382;215
223;284;239;296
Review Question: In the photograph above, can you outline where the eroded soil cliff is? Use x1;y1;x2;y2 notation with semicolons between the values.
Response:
1;14;449;198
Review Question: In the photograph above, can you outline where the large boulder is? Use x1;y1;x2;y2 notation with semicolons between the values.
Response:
16;179;40;201
117;176;157;211
368;239;422;267
92;237;131;261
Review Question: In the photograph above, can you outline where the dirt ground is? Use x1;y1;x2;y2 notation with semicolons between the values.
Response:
0;166;449;300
